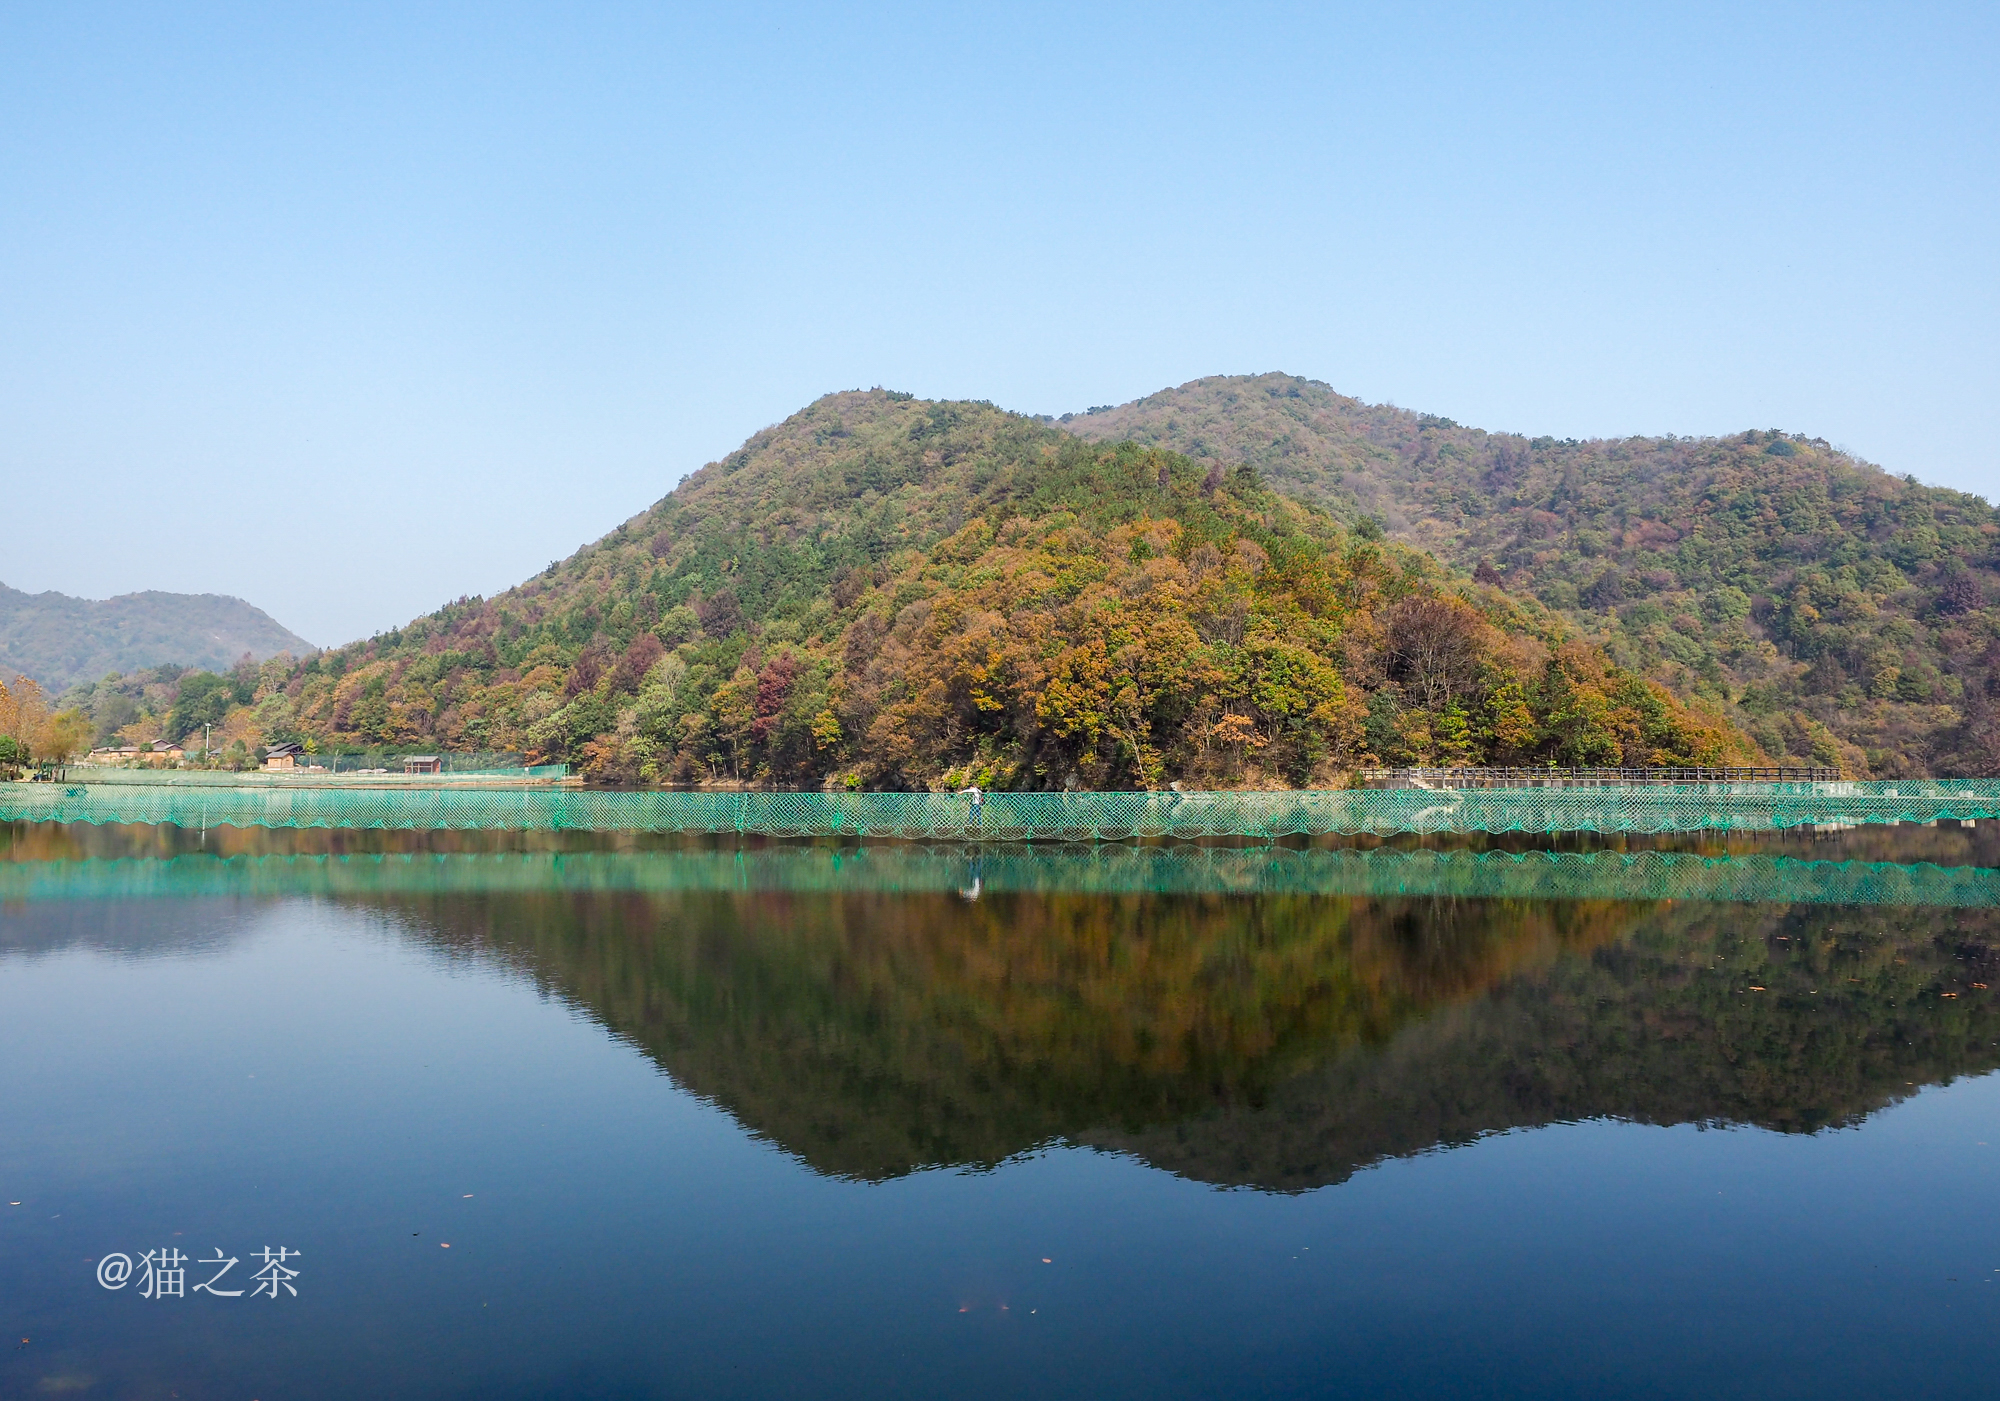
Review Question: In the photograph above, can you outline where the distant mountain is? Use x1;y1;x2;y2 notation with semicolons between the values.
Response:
1063;374;2000;776
124;390;1745;784
0;583;313;694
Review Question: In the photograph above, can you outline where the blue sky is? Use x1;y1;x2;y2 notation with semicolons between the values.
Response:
4;1;1994;647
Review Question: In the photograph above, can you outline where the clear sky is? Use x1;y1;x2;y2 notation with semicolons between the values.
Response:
4;1;1994;647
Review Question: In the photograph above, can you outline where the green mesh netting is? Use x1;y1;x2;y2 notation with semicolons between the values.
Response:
5;779;2000;839
2;845;1994;907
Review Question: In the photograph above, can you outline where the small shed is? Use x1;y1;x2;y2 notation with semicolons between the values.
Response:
403;755;443;775
264;742;302;771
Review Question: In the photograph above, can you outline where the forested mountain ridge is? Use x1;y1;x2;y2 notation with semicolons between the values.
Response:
89;391;1749;785
0;583;311;694
1064;374;2000;776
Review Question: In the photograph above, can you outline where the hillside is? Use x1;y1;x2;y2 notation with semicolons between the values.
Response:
103;391;1751;785
1063;375;2000;776
0;582;312;694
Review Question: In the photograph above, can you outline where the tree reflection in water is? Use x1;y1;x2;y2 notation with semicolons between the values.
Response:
6;820;1997;1191
392;879;2000;1190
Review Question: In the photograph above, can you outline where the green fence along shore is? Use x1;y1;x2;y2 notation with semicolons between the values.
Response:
6;779;2000;839
3;845;1997;909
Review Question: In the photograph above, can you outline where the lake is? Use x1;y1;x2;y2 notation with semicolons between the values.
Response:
3;821;1997;1399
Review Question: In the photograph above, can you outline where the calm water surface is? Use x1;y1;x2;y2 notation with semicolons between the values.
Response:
3;823;1998;1399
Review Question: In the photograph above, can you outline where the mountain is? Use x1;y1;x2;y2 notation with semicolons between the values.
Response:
1062;374;2000;776
226;390;1748;785
0;583;313;694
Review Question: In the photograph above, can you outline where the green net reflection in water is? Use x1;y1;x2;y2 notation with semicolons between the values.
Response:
6;779;2000;838
3;845;1996;908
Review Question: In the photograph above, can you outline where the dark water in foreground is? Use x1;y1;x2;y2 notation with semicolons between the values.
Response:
3;823;1999;1400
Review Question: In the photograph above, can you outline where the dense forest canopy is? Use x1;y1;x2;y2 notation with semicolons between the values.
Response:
1067;374;2000;777
59;392;1748;787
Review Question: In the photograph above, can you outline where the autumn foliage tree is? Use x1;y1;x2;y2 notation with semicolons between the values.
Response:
0;675;90;769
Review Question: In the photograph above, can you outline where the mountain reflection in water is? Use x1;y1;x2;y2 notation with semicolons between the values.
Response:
402;887;2000;1188
8;822;1996;1193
